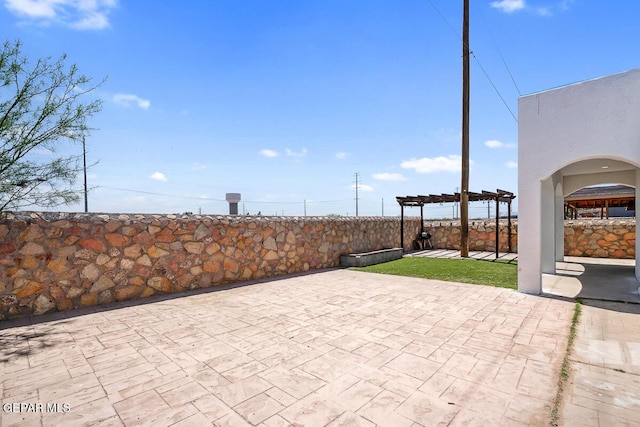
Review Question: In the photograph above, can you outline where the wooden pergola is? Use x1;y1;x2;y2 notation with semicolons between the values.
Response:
565;185;635;219
396;189;516;258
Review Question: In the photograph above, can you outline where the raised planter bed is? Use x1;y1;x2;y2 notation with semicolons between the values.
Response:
340;248;403;267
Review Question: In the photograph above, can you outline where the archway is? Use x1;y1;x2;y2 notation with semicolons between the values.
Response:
518;68;640;295
535;157;638;302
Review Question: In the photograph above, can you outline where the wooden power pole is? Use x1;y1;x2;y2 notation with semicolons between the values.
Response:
460;0;470;257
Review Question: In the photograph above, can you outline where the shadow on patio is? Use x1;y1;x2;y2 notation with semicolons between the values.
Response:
543;257;640;304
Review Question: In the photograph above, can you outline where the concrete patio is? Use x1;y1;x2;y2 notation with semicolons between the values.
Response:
1;269;574;426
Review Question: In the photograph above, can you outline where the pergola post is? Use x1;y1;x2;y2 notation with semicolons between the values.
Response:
397;190;516;257
400;204;404;251
495;195;500;259
507;199;512;253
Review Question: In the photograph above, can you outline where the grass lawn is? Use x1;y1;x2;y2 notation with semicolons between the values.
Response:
354;257;518;289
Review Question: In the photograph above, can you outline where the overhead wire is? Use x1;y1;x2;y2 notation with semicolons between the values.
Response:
425;0;519;123
96;185;351;206
98;186;227;201
478;7;522;96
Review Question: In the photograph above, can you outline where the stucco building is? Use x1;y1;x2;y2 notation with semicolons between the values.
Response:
517;68;640;294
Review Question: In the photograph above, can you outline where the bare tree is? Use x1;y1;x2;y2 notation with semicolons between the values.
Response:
0;40;103;212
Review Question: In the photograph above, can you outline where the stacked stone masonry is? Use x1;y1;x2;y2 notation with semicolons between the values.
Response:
424;220;518;253
423;219;635;259
0;212;421;320
0;213;635;320
564;219;636;259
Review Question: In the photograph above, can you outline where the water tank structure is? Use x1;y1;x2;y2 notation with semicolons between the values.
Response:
225;193;241;215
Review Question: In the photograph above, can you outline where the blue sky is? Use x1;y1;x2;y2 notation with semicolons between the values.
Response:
1;0;638;217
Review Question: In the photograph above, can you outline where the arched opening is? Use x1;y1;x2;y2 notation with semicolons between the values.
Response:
540;157;639;303
517;68;640;297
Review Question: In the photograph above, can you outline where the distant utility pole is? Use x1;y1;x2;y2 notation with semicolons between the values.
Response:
354;172;360;217
382;197;384;216
455;187;459;219
82;136;88;213
304;199;307;216
460;0;470;258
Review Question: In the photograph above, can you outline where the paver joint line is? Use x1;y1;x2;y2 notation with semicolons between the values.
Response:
3;269;635;427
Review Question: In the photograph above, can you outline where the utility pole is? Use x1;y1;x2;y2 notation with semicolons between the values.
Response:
455;187;459;219
304;199;307;216
82;136;88;213
382;197;384;216
460;0;470;258
354;172;360;217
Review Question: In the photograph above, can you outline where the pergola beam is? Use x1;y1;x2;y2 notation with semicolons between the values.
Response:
396;189;516;256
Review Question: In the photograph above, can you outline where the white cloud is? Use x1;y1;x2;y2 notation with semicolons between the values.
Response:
485;140;504;149
401;155;470;174
149;172;168;182
491;0;570;16
285;148;307;158
490;0;525;13
113;93;151;109
4;0;117;30
5;0;55;17
372;172;407;181
484;139;516;149
191;162;208;170
559;0;574;11
506;161;518;169
351;184;374;192
335;151;348;160
260;149;278;158
535;7;552;16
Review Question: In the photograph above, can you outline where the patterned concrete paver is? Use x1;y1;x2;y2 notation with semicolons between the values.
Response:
1;269;575;426
560;300;640;427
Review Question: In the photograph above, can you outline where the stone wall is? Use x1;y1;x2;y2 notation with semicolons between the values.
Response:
424;220;517;253
0;212;421;320
0;213;635;320
423;219;635;258
564;219;635;258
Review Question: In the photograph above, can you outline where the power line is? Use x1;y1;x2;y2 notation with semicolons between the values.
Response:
470;52;518;123
97;185;351;206
491;40;521;96
478;7;522;96
426;0;461;39
425;0;518;123
98;186;227;201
